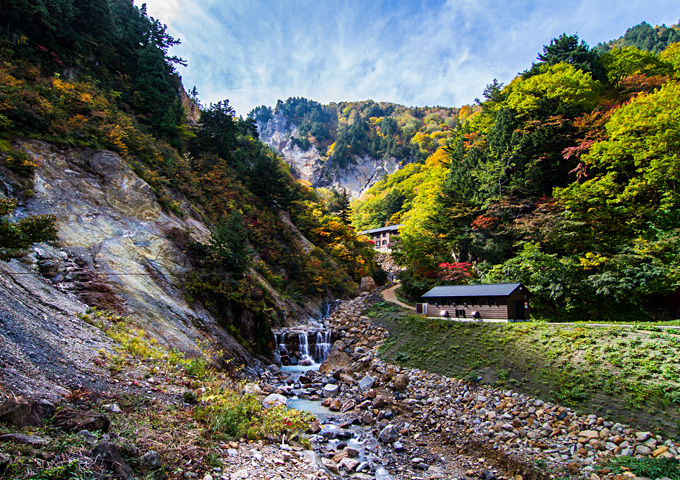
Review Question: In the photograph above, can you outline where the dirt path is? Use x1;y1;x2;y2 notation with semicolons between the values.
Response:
381;283;417;311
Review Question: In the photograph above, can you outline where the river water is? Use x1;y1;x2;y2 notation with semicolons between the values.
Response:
272;325;395;479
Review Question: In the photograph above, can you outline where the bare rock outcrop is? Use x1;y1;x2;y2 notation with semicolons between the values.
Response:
257;112;401;198
0;141;256;375
0;259;114;401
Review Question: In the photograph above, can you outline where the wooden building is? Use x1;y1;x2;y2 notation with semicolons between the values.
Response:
360;225;403;252
418;283;530;322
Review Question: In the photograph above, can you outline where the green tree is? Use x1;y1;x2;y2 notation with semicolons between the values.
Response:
528;33;606;82
193;100;238;159
0;198;57;259
600;46;673;87
208;211;252;273
248;153;297;209
337;189;352;225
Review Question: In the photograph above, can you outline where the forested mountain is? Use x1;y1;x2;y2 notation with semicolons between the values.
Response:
0;0;381;358
353;33;680;321
595;20;680;54
249;97;474;198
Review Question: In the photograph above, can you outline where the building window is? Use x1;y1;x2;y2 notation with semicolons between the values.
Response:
382;240;387;245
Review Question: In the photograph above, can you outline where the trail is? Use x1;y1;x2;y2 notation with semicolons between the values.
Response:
381;283;416;311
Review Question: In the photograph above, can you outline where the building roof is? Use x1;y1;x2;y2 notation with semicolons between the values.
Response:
360;224;404;235
422;283;524;298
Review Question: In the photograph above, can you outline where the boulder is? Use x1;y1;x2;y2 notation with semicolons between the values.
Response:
140;450;162;469
322;384;339;398
262;394;288;408
0;433;48;445
378;424;399;443
53;408;110;433
358;375;375;392
91;441;135;479
0;396;50;427
339;457;360;472
359;276;376;292
319;341;353;374
393;374;410;392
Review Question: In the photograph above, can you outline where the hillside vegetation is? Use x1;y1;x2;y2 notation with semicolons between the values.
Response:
369;302;680;439
250;97;476;177
0;0;382;356
353;27;680;322
595;21;680;54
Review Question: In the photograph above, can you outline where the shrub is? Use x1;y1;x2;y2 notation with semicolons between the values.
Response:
194;389;313;441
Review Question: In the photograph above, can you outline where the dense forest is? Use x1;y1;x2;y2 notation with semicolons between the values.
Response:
595;21;680;54
250;97;473;174
353;26;680;321
0;0;382;355
2;2;679;327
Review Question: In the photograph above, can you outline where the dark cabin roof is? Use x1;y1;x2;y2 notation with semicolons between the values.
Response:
360;225;404;235
422;283;524;298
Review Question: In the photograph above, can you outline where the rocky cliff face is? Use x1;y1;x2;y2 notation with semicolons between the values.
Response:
257;112;400;198
0;141;317;373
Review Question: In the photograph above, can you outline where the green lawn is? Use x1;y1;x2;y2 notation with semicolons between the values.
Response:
366;301;680;439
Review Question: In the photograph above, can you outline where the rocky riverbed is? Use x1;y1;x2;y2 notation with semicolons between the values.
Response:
256;290;679;480
1;288;678;480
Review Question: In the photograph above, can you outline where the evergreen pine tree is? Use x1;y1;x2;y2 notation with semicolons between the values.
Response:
338;189;352;225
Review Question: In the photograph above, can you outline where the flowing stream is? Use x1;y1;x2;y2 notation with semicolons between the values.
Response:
271;319;394;478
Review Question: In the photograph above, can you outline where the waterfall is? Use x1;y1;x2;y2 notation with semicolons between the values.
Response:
298;332;310;361
321;298;341;319
314;330;332;362
274;328;333;370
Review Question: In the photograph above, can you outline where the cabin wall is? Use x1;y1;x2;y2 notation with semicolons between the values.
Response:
507;291;530;320
424;292;530;321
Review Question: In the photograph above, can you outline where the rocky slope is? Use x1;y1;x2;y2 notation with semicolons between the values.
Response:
0;140;320;374
0;259;114;402
257;112;400;199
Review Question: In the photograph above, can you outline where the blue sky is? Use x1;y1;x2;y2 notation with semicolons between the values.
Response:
141;0;679;117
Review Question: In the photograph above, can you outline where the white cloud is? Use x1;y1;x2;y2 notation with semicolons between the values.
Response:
148;0;680;115
141;0;182;23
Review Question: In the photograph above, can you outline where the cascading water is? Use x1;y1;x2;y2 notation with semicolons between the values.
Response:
274;328;333;371
298;332;310;359
314;330;331;361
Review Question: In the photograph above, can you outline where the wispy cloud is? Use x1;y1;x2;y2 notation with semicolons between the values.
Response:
142;0;680;115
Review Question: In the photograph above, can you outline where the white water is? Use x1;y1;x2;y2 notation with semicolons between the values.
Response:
275;328;333;371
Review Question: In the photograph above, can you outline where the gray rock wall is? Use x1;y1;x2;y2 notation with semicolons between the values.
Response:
0;141;255;368
257;112;401;199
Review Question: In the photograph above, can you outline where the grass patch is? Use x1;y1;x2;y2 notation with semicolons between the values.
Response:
602;456;680;479
370;308;680;439
0;308;313;479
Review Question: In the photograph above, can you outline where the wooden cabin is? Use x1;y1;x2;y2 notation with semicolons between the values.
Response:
360;225;403;252
418;283;530;322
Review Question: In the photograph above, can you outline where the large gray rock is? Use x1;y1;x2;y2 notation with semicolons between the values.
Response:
140;450;162;469
0;396;49;427
358;375;375;392
0;433;48;445
322;384;339;398
378;425;399;443
359;276;376;292
262;394;288;408
393;374;410;392
91;441;135;479
53;408;110;433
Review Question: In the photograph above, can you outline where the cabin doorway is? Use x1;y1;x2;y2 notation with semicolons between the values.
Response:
514;300;525;320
